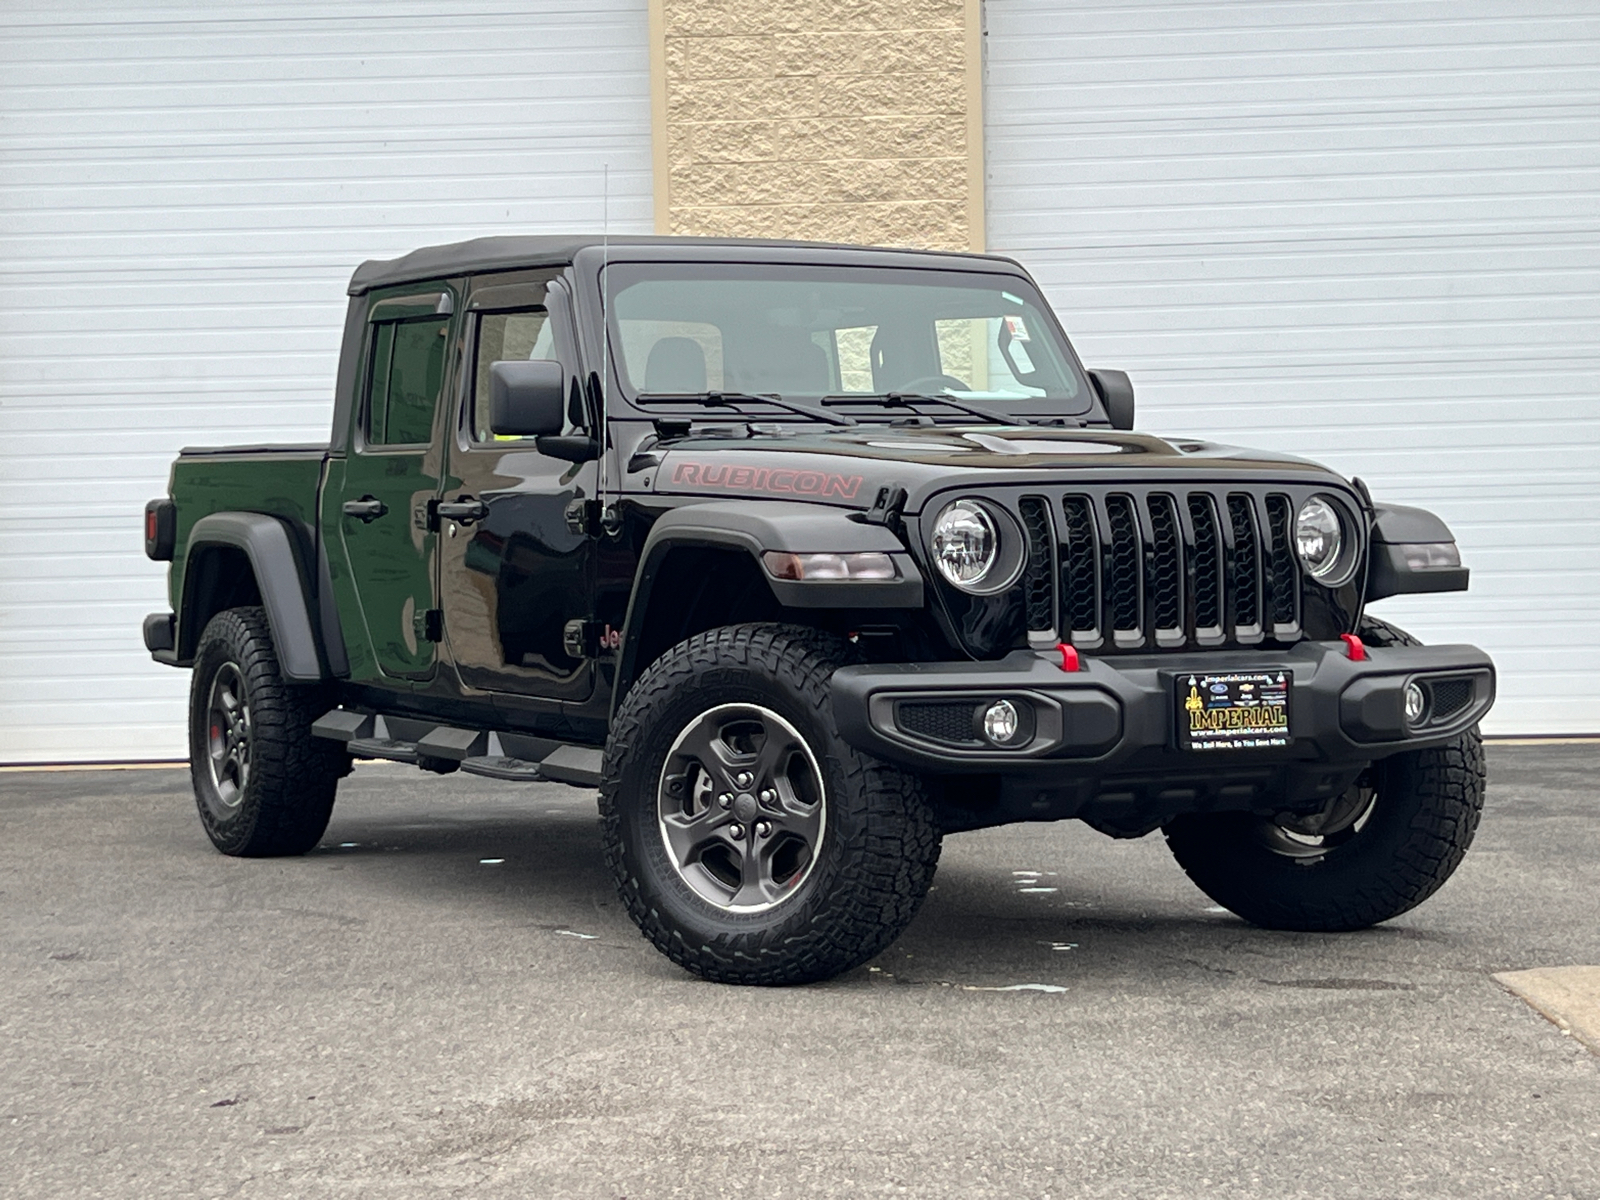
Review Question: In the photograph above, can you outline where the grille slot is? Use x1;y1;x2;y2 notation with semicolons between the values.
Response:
1188;493;1224;635
1060;496;1100;642
1018;496;1056;636
1429;677;1474;720
1264;494;1299;631
897;701;981;746
1227;494;1263;636
1105;495;1143;641
1147;494;1183;642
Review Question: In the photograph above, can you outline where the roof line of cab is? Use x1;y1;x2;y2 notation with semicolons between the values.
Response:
347;235;1027;296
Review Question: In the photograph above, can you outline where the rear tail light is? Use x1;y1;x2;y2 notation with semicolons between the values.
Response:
144;499;175;561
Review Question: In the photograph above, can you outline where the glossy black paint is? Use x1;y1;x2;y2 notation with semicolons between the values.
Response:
156;235;1481;767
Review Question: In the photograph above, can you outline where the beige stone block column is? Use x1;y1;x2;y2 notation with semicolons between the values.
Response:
649;0;985;250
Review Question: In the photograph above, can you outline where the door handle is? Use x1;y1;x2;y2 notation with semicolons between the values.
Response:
342;496;387;522
435;497;489;526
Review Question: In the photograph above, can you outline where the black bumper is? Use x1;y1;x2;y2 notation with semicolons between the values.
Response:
831;641;1494;827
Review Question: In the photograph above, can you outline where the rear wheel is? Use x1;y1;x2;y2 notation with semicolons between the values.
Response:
601;624;941;985
188;606;347;856
1164;729;1485;930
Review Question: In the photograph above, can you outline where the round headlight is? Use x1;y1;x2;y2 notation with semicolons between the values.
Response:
1295;496;1346;582
931;499;999;590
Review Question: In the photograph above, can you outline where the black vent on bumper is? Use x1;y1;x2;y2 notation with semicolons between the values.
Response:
1428;677;1474;720
896;701;982;746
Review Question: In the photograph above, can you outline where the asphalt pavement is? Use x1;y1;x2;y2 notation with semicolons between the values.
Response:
2;743;1597;1199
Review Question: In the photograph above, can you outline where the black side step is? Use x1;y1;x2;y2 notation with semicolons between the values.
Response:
310;709;601;787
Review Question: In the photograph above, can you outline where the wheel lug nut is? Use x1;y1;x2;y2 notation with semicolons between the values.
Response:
728;825;744;840
756;821;771;837
735;771;753;788
760;789;774;803
718;793;732;808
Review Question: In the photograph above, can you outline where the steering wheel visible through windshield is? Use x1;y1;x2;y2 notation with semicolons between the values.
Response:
604;262;1090;419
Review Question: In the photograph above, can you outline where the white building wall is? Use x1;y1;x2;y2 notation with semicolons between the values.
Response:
984;0;1600;734
0;1;653;763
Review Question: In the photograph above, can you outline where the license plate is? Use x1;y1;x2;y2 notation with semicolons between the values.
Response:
1176;671;1292;751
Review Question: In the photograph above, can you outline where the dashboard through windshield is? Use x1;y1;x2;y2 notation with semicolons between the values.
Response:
605;262;1091;418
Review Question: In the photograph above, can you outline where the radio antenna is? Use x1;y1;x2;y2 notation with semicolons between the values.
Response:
598;162;612;518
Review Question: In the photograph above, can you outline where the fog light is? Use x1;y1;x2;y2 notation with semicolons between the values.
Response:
982;700;1020;746
1404;681;1427;725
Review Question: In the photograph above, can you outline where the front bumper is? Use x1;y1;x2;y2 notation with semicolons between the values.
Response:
831;641;1494;826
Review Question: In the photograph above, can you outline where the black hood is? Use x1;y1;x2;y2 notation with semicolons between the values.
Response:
648;424;1347;513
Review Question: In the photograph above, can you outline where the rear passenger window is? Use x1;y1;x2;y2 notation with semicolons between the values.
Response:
368;316;449;446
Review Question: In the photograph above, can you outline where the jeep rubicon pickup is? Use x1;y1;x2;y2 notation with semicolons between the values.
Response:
143;236;1494;985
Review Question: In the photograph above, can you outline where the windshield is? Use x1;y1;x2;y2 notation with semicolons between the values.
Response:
605;262;1090;417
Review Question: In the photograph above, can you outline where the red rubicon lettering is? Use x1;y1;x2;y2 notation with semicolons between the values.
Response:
668;461;864;500
822;474;862;499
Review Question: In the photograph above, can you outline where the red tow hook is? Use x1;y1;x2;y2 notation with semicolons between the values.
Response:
1056;642;1081;672
1340;633;1367;662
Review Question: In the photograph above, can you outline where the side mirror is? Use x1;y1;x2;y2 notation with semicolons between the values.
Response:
490;360;565;437
1089;369;1135;431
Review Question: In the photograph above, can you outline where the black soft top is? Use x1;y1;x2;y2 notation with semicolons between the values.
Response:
347;235;1019;295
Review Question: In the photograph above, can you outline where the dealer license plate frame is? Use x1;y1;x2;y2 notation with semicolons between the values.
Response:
1174;670;1293;752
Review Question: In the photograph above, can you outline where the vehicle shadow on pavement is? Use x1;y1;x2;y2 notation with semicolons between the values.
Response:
295;779;1457;993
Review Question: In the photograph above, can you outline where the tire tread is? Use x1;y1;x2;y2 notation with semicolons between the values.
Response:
600;623;940;985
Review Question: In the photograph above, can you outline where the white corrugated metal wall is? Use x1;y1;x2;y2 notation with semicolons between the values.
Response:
0;1;653;763
985;0;1600;734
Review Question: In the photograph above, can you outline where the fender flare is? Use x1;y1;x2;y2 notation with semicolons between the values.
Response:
1366;503;1469;601
179;512;325;681
611;501;924;711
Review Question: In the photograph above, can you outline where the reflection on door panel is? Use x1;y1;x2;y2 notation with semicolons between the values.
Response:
441;287;595;704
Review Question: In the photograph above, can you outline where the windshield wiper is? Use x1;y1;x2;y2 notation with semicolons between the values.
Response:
820;392;1033;427
634;390;855;427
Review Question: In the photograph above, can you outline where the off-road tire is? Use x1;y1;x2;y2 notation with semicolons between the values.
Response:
1357;614;1423;648
600;623;942;986
189;606;347;856
1164;728;1485;930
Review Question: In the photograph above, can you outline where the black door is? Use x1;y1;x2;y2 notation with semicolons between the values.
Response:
438;273;597;704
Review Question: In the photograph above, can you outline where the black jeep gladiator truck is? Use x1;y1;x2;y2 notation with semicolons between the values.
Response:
143;236;1494;985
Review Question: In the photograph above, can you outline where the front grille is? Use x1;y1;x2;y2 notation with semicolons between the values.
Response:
897;701;981;746
1009;487;1309;652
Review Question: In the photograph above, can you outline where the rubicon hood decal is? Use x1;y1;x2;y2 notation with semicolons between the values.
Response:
670;460;865;500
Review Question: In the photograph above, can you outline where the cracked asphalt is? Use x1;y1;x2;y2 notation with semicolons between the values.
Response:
2;743;1597;1199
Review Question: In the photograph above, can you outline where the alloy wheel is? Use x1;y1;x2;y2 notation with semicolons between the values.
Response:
205;662;252;808
656;703;826;913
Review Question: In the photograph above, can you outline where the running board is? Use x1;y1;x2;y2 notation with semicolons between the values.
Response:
311;709;601;787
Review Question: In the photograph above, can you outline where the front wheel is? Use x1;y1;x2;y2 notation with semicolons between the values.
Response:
1163;730;1485;931
600;624;942;985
